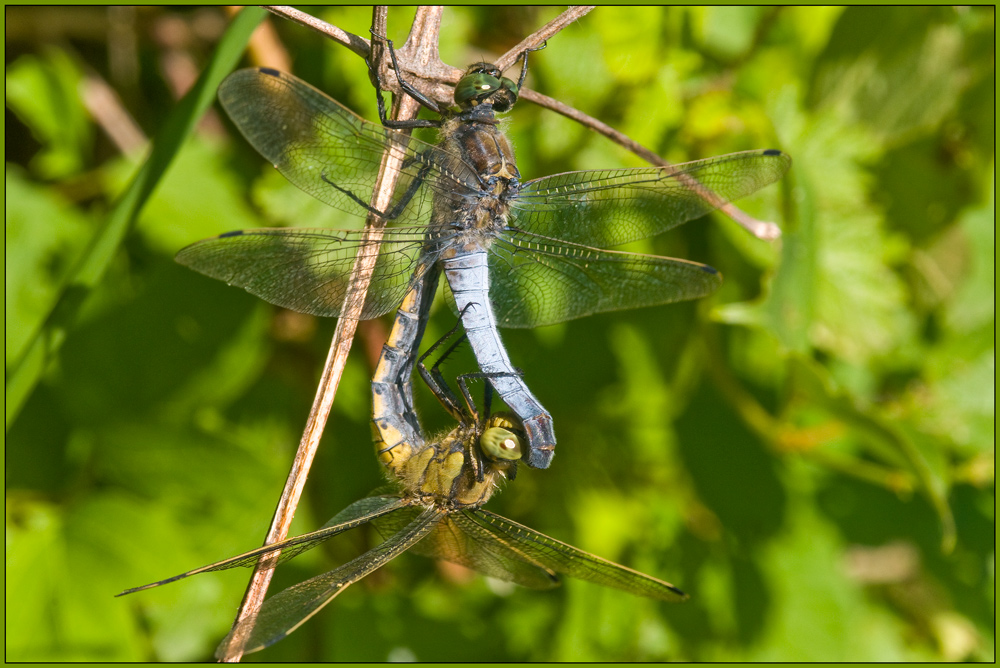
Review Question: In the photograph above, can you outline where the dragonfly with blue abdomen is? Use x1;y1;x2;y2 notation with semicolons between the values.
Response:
176;38;791;469
117;263;688;659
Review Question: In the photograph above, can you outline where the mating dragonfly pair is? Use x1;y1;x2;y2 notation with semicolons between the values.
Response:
119;37;790;657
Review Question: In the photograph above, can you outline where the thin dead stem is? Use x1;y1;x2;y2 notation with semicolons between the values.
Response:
519;87;782;240
493;6;594;72
80;73;147;153
226;6;291;71
264;5;371;58
218;8;431;662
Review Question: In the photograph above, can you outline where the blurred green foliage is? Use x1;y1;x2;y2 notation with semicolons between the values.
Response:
5;6;994;662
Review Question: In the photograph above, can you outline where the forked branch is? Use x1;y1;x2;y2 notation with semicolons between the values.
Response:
219;7;430;663
261;5;781;239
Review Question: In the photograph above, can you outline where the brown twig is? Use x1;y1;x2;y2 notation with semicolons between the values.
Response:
493;6;594;72
217;7;432;662
263;5;370;58
258;6;594;118
80;73;147;154
518;87;782;240
263;5;780;240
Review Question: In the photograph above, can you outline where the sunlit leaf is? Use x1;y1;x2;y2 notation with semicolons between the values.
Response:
5;167;93;363
5;47;92;178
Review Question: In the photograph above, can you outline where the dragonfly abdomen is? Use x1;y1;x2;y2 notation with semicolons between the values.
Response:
441;251;556;469
372;266;439;472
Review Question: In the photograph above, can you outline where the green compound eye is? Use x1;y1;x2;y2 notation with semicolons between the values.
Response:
455;72;500;105
480;427;523;461
490;77;519;112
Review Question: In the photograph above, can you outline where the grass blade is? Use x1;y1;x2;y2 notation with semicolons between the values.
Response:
5;7;267;429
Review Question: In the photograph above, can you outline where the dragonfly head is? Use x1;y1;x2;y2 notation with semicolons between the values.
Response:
479;412;526;462
454;62;519;113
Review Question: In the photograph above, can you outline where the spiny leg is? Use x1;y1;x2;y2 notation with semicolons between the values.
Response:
368;31;443;129
416;309;475;424
414;319;491;481
319;158;431;221
418;304;526;425
416;305;526;483
513;41;546;92
455;368;524;426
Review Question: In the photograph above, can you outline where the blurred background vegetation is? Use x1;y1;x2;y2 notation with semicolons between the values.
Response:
5;6;994;662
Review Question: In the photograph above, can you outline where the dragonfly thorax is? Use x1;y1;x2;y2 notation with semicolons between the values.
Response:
439;117;520;182
435;115;520;241
389;423;519;508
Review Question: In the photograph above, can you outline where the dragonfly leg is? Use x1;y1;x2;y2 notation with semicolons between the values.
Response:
416;313;475;425
455;368;524;425
513;41;547;92
319;161;431;221
368;31;443;129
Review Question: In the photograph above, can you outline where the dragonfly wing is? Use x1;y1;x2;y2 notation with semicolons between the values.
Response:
487;232;722;328
218;68;482;228
117;495;409;595
385;511;561;590
465;510;688;602
215;505;445;659
440;513;561;589
513;149;791;248
175;226;450;319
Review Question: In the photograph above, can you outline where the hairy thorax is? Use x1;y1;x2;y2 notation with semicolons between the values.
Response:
388;425;513;508
433;116;520;247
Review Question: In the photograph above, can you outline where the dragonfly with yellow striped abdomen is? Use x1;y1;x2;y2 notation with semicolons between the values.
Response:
117;259;687;658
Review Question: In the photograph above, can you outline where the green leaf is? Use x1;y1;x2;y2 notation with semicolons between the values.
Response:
5;167;93;363
697;6;764;61
811;7;966;144
6;497;67;660
945;183;995;334
748;498;932;661
54;252;266;425
5;6;267;430
5;47;92;178
137;138;266;252
790;356;956;552
719;87;918;364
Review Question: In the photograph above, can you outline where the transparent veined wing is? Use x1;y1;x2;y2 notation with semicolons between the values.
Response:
175;226;454;319
215;505;445;659
461;509;687;602
372;507;560;590
116;496;409;596
512;149;791;248
484;231;722;328
219;68;484;229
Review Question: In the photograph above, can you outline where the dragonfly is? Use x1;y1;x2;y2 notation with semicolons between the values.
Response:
176;38;791;469
117;264;687;659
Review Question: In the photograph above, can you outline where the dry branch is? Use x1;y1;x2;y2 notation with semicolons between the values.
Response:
219;7;433;662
